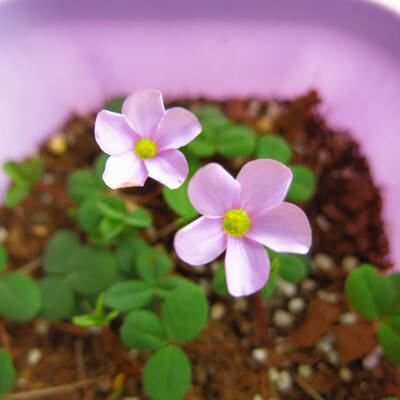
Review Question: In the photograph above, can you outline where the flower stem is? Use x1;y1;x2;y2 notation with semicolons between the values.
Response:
255;292;268;347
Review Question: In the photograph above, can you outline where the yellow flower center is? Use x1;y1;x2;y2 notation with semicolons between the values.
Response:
223;209;250;237
135;139;157;159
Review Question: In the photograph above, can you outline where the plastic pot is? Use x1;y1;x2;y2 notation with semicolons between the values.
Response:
1;0;399;268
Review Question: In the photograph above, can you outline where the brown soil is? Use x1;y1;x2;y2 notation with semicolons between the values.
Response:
1;91;399;400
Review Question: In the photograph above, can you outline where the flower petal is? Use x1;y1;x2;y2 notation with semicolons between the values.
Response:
122;89;165;139
156;107;202;151
246;202;312;254
237;159;292;217
225;237;270;297
102;151;148;189
188;163;240;217
94;110;138;155
174;216;226;265
143;149;188;189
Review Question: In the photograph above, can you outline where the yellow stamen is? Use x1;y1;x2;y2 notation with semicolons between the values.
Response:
223;209;250;237
135;139;157;159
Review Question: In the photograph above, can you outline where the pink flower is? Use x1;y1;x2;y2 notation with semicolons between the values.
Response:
94;89;201;190
174;160;312;297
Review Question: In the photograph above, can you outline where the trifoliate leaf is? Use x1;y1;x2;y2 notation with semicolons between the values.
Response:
345;264;394;321
39;277;75;321
256;134;292;164
67;170;104;204
105;280;153;312
143;345;191;400
124;208;153;228
287;165;316;202
44;230;80;274
116;236;149;277
0;349;16;396
66;246;119;295
0;274;41;322
121;309;168;351
277;254;310;284
161;286;208;343
137;247;172;284
212;261;230;297
217;125;256;157
97;196;127;220
378;317;400;366
103;96;126;113
0;244;8;275
4;185;31;208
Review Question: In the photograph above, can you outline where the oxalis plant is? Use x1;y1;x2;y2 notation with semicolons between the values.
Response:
0;88;399;400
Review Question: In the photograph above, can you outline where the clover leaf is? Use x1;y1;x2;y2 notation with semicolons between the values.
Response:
345;264;394;321
3;156;44;207
0;273;41;322
0;349;16;396
256;134;292;164
161;286;208;343
120;309;168;351
143;345;191;400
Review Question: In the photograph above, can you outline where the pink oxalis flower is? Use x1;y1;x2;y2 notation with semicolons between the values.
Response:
174;160;312;297
94;89;201;189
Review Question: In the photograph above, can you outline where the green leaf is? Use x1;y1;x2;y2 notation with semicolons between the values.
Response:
0;349;16;396
162;160;201;218
23;156;45;182
259;260;280;299
277;254;309;284
4;185;31;208
143;345;191;400
3;156;44;186
124;208;153;228
256;134;292;164
0;274;41;322
121;310;168;351
186;106;225;157
185;136;215;157
73;292;119;328
44;230;80;274
78;196;103;231
345;264;394;321
116;236;149;277
67;170;104;204
162;286;208;343
137;247;172;284
194;105;228;129
156;276;198;300
99;217;125;240
217;125;256;157
73;311;119;328
287;165;316;202
105;280;153;312
378;317;400;366
103;96;126;113
388;273;400;304
66;246;119;295
212;262;230;297
0;244;8;275
39;277;75;321
93;153;109;182
94;292;106;317
3;161;30;185
163;180;198;219
97;196;127;220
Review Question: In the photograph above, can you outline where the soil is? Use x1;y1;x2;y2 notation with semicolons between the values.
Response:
1;91;399;400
